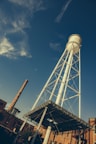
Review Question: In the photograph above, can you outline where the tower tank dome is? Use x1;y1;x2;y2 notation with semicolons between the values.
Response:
66;34;82;54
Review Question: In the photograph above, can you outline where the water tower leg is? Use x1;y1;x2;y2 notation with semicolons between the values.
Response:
31;107;48;144
43;126;51;144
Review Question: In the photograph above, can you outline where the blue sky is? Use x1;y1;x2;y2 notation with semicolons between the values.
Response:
0;0;96;122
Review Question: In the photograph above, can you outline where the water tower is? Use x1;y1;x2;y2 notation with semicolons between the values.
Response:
32;34;81;117
24;34;89;144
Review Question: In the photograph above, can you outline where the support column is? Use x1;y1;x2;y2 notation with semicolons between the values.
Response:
56;50;73;105
43;126;52;144
31;107;48;144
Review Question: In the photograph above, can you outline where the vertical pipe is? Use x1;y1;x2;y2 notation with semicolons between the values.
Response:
56;50;73;105
49;50;69;101
79;49;81;118
43;126;52;144
61;54;73;107
31;107;48;144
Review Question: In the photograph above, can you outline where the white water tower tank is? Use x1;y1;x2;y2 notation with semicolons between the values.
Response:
66;34;81;54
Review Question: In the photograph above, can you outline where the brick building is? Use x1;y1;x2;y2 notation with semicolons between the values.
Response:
0;99;95;144
0;99;34;143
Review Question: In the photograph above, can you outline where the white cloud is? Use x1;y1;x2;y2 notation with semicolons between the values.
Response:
20;49;27;56
19;48;32;58
0;38;15;58
55;0;72;23
0;37;32;59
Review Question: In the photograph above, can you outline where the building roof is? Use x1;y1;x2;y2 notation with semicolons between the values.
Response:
24;100;90;132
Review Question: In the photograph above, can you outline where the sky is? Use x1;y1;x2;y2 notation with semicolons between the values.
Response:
0;0;96;122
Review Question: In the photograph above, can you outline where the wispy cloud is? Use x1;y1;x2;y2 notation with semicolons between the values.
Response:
55;0;72;23
8;0;46;12
49;42;62;52
0;3;30;36
0;0;46;59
